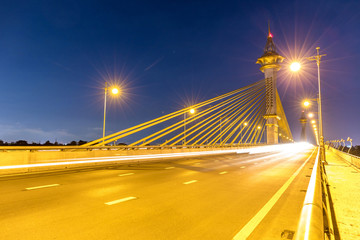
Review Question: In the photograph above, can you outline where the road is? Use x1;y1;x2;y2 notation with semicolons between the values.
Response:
0;144;316;240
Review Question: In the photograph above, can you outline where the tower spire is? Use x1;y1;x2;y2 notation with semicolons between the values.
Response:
268;21;271;38
256;24;285;144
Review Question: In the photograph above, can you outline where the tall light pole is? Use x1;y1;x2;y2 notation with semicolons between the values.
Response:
307;47;327;163
103;82;120;145
290;47;327;163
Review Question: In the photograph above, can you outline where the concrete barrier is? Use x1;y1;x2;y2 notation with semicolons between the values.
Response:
328;146;360;169
0;145;264;175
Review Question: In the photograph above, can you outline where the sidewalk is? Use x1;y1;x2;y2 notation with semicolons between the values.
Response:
325;150;360;240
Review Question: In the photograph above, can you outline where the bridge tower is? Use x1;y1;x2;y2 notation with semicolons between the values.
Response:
299;111;307;142
256;26;284;144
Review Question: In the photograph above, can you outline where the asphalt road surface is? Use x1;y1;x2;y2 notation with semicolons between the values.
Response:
0;145;316;240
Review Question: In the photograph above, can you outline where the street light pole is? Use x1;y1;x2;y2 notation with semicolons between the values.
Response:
103;82;108;145
102;82;120;146
307;47;327;163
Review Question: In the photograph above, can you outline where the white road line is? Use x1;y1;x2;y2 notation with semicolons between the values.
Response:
118;173;134;177
165;167;175;169
26;184;60;190
240;166;246;169
219;171;228;175
232;148;316;240
183;180;198;185
105;197;137;205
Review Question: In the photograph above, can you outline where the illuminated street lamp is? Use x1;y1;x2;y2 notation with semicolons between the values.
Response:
308;112;314;118
291;47;327;162
103;82;120;145
302;100;310;108
290;62;301;72
184;108;195;145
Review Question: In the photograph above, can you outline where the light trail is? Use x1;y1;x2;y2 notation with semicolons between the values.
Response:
0;143;313;171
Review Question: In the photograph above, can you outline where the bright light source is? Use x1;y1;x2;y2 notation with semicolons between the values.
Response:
290;62;301;72
303;100;310;107
111;87;119;95
189;109;195;114
308;113;314;118
257;126;261;130
311;120;315;124
243;122;248;126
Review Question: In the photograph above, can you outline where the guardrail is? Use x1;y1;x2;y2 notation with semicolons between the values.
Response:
328;146;360;169
295;147;336;240
0;143;267;175
0;143;263;152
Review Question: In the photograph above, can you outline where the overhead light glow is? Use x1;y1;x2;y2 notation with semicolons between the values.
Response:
290;62;301;72
111;87;119;95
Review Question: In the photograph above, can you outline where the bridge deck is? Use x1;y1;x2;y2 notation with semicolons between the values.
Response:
0;146;314;239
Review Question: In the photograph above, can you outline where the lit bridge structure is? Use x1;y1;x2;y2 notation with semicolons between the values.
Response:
83;79;293;148
0;30;341;240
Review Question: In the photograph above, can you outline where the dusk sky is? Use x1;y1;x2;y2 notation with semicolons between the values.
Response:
0;0;359;145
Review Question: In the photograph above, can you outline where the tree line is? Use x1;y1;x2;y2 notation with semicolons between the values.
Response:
0;140;88;146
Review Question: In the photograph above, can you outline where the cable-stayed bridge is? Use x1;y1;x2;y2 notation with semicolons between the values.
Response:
0;31;347;240
83;79;293;148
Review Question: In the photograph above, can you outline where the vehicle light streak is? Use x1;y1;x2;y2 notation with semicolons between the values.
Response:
0;143;312;171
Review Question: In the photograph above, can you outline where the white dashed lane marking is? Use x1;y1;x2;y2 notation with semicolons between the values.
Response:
26;184;60;190
183;180;198;185
105;197;137;205
118;173;134;177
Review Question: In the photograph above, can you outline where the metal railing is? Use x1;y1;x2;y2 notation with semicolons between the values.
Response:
295;147;336;240
328;146;360;169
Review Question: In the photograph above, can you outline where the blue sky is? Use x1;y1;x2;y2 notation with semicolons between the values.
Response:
0;0;359;145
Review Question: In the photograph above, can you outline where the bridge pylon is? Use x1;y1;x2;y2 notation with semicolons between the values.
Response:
299;111;307;142
256;27;284;144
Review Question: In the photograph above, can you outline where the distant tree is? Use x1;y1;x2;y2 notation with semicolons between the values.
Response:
0;140;4;146
15;140;28;146
44;140;53;146
67;141;77;146
78;140;87;145
117;142;127;146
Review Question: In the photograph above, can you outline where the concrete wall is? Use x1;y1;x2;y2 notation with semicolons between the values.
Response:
0;145;261;175
328;147;360;169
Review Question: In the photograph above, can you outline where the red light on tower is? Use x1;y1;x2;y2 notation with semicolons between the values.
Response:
268;32;273;38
